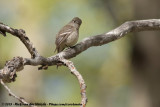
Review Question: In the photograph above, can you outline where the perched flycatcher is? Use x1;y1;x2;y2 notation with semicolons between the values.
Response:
54;17;82;53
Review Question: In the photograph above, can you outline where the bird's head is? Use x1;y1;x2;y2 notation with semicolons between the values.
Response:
71;17;82;26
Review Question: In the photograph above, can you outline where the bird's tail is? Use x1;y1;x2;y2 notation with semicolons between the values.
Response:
54;48;57;53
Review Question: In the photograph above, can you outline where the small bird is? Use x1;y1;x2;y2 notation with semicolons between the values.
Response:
54;17;82;53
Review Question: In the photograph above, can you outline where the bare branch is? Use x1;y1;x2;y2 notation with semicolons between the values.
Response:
0;80;36;107
0;57;24;83
1;19;160;67
60;19;160;59
60;58;87;107
0;22;39;58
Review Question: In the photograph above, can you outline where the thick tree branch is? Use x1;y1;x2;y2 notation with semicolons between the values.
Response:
0;19;160;68
22;19;160;66
0;57;24;83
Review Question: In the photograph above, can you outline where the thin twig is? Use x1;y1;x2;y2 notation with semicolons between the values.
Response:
60;58;87;107
0;79;36;107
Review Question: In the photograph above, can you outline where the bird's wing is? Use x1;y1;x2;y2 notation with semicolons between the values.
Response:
55;25;74;48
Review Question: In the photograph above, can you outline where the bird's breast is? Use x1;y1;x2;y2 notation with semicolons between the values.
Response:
66;32;78;46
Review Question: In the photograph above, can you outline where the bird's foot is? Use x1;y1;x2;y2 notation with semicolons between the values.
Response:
65;45;76;51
